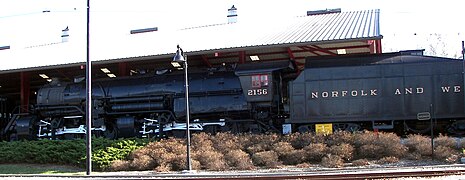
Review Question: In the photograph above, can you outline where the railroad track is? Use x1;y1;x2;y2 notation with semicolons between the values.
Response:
2;165;465;179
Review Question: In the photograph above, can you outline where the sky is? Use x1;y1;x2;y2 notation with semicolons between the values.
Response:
1;0;464;60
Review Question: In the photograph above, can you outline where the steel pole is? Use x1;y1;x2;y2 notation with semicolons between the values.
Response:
184;56;192;171
85;0;92;175
462;41;464;61
430;104;434;161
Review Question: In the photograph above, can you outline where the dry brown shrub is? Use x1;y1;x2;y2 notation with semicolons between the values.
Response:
246;143;269;154
154;163;172;172
169;154;201;171
224;149;255;170
353;131;378;147
123;138;190;171
272;142;295;156
405;134;432;157
310;133;327;144
129;154;155;170
295;162;311;168
357;144;383;159
280;149;306;165
404;152;422;160
329;143;354;161
434;134;457;149
211;132;241;153
251;150;281;168
377;132;407;158
247;133;281;147
303;143;328;163
282;133;311;149
353;131;406;159
327;131;355;146
236;133;253;150
351;159;370;166
110;160;131;171
378;156;399;164
194;150;228;170
321;155;344;168
434;146;459;163
141;138;186;163
244;134;280;153
191;132;214;151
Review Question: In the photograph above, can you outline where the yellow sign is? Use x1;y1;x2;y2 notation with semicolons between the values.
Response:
315;123;333;135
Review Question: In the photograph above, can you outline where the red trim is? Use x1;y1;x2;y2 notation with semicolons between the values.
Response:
201;55;212;67
310;45;338;56
298;46;321;56
367;40;375;54
287;47;295;59
376;39;382;53
287;47;301;74
239;51;246;64
258;56;306;62
118;62;128;76
323;44;370;50
20;72;30;113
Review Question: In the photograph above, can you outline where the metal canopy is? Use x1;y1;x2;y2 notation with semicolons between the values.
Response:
0;9;382;105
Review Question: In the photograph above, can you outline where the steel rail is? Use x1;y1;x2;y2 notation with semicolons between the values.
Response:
1;166;464;179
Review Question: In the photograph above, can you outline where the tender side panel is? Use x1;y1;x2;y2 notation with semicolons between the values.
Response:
288;56;465;124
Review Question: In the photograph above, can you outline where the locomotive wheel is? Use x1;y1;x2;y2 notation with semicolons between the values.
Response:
158;113;172;123
203;125;220;135
221;121;249;134
102;122;118;139
446;120;465;135
403;121;431;134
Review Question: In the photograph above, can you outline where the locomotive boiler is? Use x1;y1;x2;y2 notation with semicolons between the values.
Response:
13;61;295;140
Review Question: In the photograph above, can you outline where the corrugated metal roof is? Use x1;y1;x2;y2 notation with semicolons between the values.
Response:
0;9;381;72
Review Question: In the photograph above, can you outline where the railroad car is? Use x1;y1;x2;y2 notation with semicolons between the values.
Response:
286;52;465;135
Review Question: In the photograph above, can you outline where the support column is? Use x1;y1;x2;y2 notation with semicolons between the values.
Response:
118;62;128;77
287;47;295;60
20;72;30;113
368;40;376;54
375;39;382;53
239;51;245;64
310;45;338;56
201;55;212;67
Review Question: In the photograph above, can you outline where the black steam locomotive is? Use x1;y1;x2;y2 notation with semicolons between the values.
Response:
4;51;465;140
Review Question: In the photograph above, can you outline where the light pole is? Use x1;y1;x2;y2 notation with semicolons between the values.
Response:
172;45;192;171
85;0;92;175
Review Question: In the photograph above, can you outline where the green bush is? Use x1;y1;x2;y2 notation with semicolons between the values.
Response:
0;138;148;171
92;138;148;170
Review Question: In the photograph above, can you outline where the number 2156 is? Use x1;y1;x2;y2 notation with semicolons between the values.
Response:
248;89;268;96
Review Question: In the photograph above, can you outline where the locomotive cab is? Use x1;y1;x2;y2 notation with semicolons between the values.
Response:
235;60;296;127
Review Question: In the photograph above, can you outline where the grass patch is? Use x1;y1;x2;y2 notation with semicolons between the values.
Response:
0;164;84;174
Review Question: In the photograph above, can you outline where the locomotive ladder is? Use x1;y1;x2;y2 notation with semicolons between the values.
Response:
2;113;27;137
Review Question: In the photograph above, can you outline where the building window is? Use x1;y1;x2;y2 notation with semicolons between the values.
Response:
251;74;268;88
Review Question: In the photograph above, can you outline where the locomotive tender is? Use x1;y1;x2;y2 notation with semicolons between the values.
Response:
287;51;465;134
5;51;465;140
